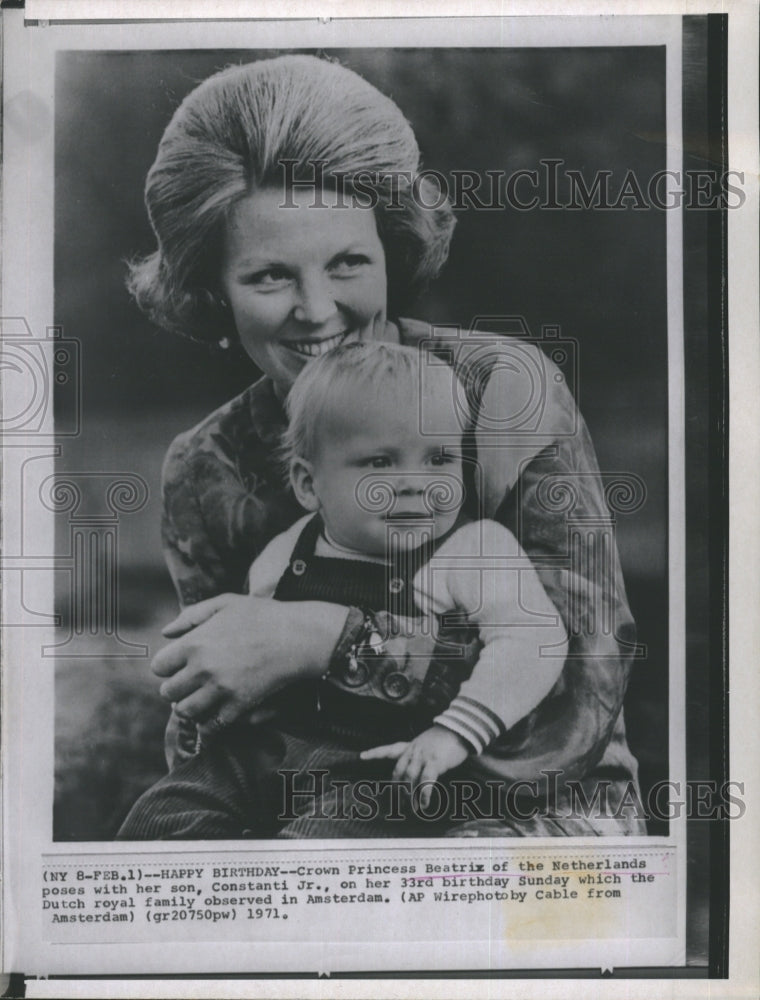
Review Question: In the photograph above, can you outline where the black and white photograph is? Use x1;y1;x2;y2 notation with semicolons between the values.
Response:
53;42;670;845
2;4;757;992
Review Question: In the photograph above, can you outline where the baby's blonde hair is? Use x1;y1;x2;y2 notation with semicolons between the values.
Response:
282;341;462;470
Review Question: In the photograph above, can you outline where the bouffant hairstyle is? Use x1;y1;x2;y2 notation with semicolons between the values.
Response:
127;54;456;344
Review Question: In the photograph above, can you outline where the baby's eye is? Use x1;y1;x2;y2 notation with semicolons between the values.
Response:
360;456;392;469
430;451;460;466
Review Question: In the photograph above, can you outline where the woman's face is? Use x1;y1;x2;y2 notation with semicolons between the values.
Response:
219;186;390;395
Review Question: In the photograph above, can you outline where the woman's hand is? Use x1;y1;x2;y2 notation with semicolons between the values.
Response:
152;596;349;727
161;593;239;637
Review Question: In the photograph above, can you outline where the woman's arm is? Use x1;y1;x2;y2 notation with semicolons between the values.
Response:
484;437;637;780
161;428;255;606
158;431;353;728
469;343;638;782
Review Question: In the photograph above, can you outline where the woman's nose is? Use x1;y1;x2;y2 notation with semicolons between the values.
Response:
292;275;337;325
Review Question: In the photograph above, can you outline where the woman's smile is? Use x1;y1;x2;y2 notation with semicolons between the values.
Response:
219;186;394;393
282;329;355;358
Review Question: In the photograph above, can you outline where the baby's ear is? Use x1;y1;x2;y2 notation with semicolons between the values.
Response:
290;456;320;512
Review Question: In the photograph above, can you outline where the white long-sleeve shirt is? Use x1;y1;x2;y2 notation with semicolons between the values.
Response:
248;514;568;755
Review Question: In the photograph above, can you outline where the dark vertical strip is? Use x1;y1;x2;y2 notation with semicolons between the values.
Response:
0;973;26;998
705;11;730;981
682;15;710;970
683;13;730;973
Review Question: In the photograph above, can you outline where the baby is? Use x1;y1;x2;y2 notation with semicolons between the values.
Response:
118;342;568;838
248;342;569;784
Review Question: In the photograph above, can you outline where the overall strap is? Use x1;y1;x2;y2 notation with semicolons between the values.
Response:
273;511;472;614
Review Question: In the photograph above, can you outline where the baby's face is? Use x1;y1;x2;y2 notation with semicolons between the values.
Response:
310;376;465;557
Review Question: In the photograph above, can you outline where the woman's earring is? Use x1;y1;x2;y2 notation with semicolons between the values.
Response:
218;336;231;350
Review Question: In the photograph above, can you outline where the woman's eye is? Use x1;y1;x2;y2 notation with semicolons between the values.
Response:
247;267;291;287
330;254;370;276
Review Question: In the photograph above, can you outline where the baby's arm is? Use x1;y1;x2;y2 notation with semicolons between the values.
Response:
421;519;568;752
361;521;568;788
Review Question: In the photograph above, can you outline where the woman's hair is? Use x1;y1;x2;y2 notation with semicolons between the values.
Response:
127;54;456;344
281;340;462;469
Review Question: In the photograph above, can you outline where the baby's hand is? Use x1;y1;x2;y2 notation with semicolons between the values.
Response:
360;725;471;806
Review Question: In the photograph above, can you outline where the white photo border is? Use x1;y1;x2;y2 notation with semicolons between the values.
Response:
2;3;757;996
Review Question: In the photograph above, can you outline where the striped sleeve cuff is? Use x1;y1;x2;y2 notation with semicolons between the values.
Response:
434;696;506;755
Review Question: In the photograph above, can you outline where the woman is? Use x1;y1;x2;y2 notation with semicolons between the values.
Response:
126;54;643;837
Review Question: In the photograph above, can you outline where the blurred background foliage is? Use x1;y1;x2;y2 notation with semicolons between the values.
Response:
54;46;668;841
